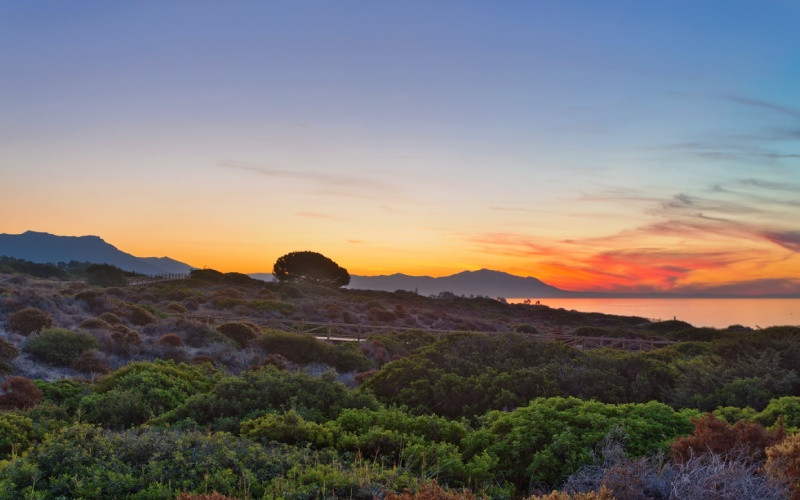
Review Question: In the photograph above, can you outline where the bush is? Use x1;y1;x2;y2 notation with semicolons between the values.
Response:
110;325;143;355
99;312;122;324
7;307;52;335
166;302;189;314
765;433;800;498
158;333;183;347
24;328;99;366
0;413;35;458
79;317;111;330
258;330;331;365
670;413;783;464
217;322;259;347
127;305;157;326
86;264;128;287
0;338;20;360
273;251;350;288
69;349;111;375
0;376;44;410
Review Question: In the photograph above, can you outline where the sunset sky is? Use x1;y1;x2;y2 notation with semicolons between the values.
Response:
2;1;800;294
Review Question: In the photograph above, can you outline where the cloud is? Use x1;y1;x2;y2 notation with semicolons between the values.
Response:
762;230;800;252
674;278;800;297
219;161;394;192
720;95;800;120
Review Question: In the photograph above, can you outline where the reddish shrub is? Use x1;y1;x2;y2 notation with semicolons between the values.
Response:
166;302;188;314
0;338;20;360
69;349;110;375
99;312;122;324
158;334;183;347
128;305;157;326
74;290;108;312
263;353;292;370
360;341;389;365
383;480;480;500
0;376;44;410
8;307;52;335
368;307;396;322
216;322;259;347
110;325;143;355
79;318;111;330
354;369;379;386
766;433;800;499
671;413;783;464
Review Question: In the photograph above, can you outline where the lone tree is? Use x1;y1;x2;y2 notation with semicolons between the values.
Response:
273;251;350;288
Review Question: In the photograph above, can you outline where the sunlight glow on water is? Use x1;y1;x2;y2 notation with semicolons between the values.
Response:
507;298;800;329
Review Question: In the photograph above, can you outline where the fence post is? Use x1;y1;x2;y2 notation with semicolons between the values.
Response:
357;323;362;342
327;322;332;341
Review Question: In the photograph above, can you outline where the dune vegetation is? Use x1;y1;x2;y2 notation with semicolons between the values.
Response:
0;261;798;498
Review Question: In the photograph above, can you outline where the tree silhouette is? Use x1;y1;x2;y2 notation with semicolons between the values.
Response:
273;251;350;288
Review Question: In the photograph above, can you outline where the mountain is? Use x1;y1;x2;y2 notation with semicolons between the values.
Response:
0;231;194;275
250;268;589;298
347;269;585;297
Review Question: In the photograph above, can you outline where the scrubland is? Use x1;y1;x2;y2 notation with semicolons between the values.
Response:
0;267;798;498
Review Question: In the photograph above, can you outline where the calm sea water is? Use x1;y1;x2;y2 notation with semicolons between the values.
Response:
507;298;800;329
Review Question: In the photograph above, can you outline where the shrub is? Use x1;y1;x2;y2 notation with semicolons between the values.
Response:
217;322;259;347
279;285;304;299
258;330;331;364
74;290;108;312
0;413;35;458
0;376;44;410
327;342;373;372
670;413;783;464
69;349;111;375
514;324;540;334
190;355;215;366
0;338;20;360
354;369;379;386
765;433;800;498
127;305;157;326
262;353;293;370
79;317;111;330
241;409;334;447
273;251;350;288
111;325;143;354
24;328;99;366
368;307;396;322
7;307;52;335
250;299;296;314
86;263;128;287
166;302;189;314
158;333;183;347
177;493;237;500
99;312;122;324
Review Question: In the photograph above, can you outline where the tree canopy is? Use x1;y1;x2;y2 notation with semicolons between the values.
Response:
273;251;350;288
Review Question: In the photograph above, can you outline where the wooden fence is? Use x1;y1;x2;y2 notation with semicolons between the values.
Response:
129;273;189;286
184;314;674;351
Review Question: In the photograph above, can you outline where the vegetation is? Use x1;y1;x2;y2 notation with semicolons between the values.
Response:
0;267;797;497
273;251;350;288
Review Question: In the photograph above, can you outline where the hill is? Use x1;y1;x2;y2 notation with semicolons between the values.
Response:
0;231;193;275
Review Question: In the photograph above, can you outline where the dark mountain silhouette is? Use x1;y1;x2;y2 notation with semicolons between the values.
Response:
0;231;194;275
252;268;591;298
347;269;587;297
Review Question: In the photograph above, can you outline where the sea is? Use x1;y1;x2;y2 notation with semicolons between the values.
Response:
507;298;800;329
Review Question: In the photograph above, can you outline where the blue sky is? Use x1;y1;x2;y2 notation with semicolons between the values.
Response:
1;1;799;293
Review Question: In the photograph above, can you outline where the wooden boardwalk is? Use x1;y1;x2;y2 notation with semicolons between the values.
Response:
184;314;674;351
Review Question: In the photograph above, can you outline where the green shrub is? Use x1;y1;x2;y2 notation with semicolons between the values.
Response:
0;413;34;458
258;330;331;364
327;343;373;372
241;410;335;447
166;302;189;314
24;328;99;366
7;307;52;335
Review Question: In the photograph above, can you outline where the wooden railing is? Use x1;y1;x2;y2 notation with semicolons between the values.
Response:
183;314;674;351
129;273;189;286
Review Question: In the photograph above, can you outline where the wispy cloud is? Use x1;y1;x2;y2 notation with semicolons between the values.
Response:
720;94;800;120
219;161;395;192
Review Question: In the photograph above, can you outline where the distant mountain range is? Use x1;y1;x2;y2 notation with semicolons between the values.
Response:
0;231;194;275
251;269;594;298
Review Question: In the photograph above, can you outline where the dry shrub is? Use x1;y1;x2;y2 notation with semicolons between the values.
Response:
0;376;44;410
669;450;789;499
258;289;277;300
354;369;379;386
216;322;259;347
127;305;157;326
262;353;293;370
8;307;52;335
368;307;396;322
79;318;111;330
69;349;110;375
183;297;201;311
158;347;189;364
0;338;20;360
158;333;183;347
111;325;142;355
74;290;108;312
360;340;389;365
671;413;783;464
176;492;237;500
527;487;613;500
384;480;481;499
99;312;122;324
166;302;188;314
766;433;800;499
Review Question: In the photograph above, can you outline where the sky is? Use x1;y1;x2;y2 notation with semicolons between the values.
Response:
1;1;800;295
